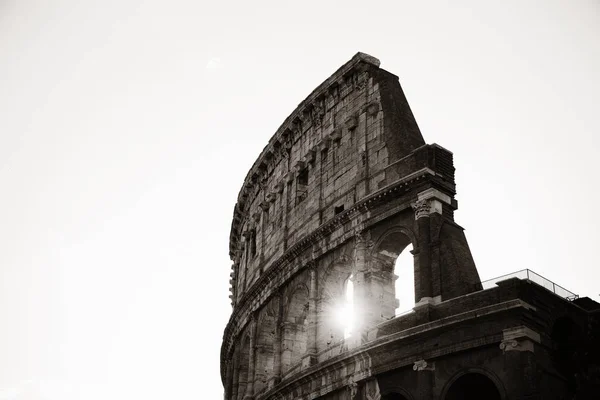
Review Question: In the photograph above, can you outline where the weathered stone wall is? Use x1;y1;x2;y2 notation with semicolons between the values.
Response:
222;53;491;400
221;53;600;400
228;53;429;305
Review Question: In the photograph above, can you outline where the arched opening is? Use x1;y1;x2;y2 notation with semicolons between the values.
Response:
445;373;501;400
373;230;414;320
394;244;414;315
282;285;309;375
318;262;352;352
381;393;409;400
337;274;354;339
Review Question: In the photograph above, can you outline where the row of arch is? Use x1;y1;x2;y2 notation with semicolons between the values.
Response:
229;228;419;399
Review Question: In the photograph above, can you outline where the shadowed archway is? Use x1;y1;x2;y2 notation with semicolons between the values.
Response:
445;372;501;400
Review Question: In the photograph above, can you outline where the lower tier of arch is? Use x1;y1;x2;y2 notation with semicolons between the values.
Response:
224;276;597;400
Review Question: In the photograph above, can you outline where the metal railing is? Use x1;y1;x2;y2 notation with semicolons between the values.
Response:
481;269;578;300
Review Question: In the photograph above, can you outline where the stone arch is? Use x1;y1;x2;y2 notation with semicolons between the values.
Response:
254;300;278;394
371;226;416;318
282;284;309;374
318;257;353;351
319;254;353;299
380;383;413;400
441;368;505;400
372;226;417;252
380;392;411;400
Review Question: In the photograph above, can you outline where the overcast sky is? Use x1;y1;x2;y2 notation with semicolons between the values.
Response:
1;1;599;399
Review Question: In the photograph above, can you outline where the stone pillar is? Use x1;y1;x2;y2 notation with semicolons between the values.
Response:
369;257;396;321
282;148;292;251
413;359;435;400
280;322;293;373
302;265;318;367
412;188;453;304
271;294;282;386
351;231;373;347
241;231;251;292
499;325;541;398
258;200;269;269
412;200;433;302
317;141;325;225
244;318;257;400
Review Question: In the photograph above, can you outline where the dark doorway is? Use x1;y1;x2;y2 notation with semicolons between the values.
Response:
445;373;501;400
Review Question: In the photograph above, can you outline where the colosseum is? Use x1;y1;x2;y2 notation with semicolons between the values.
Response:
221;53;600;399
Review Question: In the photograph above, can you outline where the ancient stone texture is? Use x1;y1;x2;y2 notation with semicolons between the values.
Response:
221;53;600;400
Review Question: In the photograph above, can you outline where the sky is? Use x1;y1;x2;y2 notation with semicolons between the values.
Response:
1;0;599;399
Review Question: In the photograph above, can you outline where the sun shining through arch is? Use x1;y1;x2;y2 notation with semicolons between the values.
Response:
335;274;354;339
394;244;415;315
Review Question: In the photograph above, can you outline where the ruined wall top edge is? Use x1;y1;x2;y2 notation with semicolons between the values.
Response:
228;52;389;258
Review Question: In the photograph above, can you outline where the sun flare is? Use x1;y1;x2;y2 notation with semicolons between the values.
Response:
335;275;354;339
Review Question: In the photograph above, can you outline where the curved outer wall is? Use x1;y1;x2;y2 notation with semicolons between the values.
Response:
221;53;485;400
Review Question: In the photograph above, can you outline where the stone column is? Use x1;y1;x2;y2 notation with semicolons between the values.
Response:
244;318;257;400
240;233;249;292
258;200;269;269
412;200;433;302
369;257;396;321
413;360;435;400
411;188;452;304
282;148;292;251
317;141;325;225
280;322;293;373
351;231;373;347
302;265;318;367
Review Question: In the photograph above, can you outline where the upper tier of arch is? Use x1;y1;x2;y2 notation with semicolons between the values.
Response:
228;52;428;304
229;53;380;253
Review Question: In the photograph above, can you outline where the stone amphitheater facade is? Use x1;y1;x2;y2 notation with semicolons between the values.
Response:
220;53;600;400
